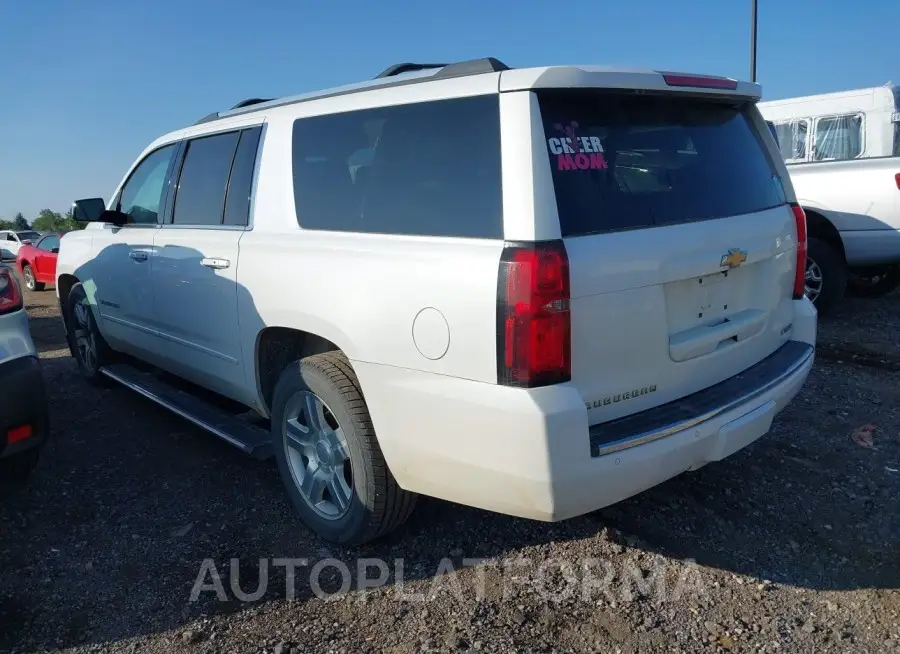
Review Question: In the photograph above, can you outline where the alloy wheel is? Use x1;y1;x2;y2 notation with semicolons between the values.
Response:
72;299;97;371
282;390;353;520
804;257;823;303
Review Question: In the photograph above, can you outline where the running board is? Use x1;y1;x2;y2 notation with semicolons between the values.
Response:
100;363;273;460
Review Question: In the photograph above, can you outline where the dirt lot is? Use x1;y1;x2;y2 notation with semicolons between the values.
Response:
1;286;898;654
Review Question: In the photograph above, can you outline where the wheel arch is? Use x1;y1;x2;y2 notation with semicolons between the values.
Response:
802;208;846;262
56;273;80;330
254;326;342;416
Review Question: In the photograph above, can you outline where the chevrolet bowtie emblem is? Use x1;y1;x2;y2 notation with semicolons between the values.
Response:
720;248;748;269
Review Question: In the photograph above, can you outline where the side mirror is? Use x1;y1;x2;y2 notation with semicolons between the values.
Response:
72;198;130;227
72;198;108;222
52;248;60;254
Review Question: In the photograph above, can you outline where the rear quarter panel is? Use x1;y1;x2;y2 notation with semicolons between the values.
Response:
236;109;505;401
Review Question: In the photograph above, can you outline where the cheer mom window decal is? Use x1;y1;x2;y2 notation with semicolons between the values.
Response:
546;121;609;171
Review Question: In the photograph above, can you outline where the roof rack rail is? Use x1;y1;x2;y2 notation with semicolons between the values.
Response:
375;57;510;80
376;63;448;78
195;57;512;126
231;98;273;109
194;98;274;125
195;112;220;125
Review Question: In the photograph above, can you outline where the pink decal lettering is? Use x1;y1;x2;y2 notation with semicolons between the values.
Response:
557;154;576;170
575;153;591;169
589;153;608;169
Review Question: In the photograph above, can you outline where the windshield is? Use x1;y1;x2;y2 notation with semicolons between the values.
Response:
16;231;41;242
538;91;786;237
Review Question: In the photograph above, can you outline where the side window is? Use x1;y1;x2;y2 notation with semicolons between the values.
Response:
814;114;863;161
291;95;503;238
223;127;262;226
6;234;16;242
774;120;808;161
37;235;60;251
172;131;240;226
119;144;178;224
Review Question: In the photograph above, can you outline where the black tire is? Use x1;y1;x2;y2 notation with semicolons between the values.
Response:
0;450;40;490
805;237;846;315
847;265;900;298
271;351;417;545
21;264;44;292
65;282;115;384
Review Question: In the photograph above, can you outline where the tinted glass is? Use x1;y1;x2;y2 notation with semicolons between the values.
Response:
173;132;241;226
538;91;785;237
119;144;177;224
37;235;60;251
17;231;41;242
291;95;502;238
223;128;262;226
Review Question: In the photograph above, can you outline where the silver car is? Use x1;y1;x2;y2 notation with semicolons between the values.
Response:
0;263;48;488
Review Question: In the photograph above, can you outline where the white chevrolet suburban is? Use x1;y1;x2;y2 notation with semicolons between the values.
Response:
58;59;816;544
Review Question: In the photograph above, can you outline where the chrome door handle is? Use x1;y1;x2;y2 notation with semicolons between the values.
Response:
129;251;148;262
200;257;230;270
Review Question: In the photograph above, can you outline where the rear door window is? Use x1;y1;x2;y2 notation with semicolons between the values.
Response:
537;91;786;237
222;127;262;227
172;132;241;226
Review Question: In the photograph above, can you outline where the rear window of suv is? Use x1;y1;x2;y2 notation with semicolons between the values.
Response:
291;95;503;239
538;91;786;237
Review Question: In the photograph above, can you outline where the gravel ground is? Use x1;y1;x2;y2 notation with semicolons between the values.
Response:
1;286;898;654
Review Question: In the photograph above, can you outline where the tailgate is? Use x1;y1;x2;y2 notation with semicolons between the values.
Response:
535;89;799;425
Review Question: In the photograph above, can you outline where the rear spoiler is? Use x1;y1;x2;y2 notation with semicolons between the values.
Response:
500;66;761;101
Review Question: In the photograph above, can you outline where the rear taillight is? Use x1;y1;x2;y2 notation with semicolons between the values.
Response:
791;204;808;300
497;241;571;388
661;73;739;90
0;268;23;315
7;425;32;444
895;172;899;190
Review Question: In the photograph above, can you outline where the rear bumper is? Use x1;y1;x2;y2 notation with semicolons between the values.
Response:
841;229;900;266
0;355;49;459
356;300;816;522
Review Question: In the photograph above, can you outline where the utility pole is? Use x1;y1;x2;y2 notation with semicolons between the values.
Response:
750;0;758;82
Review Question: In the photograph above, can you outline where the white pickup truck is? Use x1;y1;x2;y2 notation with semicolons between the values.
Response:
58;59;816;544
760;85;900;312
787;156;900;311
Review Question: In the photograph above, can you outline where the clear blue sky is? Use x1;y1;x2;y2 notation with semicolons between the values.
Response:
0;0;896;220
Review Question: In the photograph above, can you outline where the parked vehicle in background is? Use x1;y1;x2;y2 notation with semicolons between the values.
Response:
0;230;42;262
0;264;49;489
759;85;900;312
59;59;816;544
16;233;61;291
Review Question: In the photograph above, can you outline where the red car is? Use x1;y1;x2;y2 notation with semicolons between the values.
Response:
16;233;61;292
